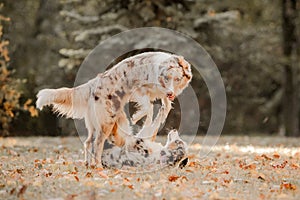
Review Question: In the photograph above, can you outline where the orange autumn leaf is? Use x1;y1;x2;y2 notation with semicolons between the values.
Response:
290;163;299;169
273;153;280;159
17;185;27;197
127;185;134;190
294;152;300;159
113;169;121;175
85;172;93;178
94;167;104;171
98;171;109;179
74;176;79;182
168;175;180;182
271;161;288;169
281;182;297;190
261;154;272;160
243;163;256;170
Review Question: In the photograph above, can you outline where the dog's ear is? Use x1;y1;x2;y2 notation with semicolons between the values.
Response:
177;56;187;69
176;56;192;80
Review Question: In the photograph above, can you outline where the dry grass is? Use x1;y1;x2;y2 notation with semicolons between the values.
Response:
0;135;299;200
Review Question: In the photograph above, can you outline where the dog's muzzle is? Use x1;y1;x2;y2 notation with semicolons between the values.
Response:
167;92;175;101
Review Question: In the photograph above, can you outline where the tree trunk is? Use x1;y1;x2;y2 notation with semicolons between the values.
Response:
281;0;299;136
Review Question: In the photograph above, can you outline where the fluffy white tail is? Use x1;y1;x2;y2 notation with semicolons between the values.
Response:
36;78;97;119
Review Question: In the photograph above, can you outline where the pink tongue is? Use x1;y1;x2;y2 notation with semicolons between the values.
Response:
168;94;175;100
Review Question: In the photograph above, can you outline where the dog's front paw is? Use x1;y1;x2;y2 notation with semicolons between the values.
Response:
131;116;138;125
131;113;143;125
93;158;103;169
178;157;189;169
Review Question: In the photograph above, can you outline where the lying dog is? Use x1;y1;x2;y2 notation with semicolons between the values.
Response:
36;52;192;167
102;129;188;170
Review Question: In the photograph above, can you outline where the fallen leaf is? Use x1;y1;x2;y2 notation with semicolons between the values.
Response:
168;175;180;182
65;194;78;200
280;182;297;190
98;171;109;179
10;188;15;195
271;161;288;169
94;167;103;171
113;169;121;175
258;173;266;181
259;193;265;199
74;176;79;182
273;153;280;159
127;184;134;190
85;172;93;178
261;154;272;160
293;152;300;159
290;162;299;169
243;163;256;170
17;185;27;197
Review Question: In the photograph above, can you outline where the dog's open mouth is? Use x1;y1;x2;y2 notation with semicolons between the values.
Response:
167;93;175;101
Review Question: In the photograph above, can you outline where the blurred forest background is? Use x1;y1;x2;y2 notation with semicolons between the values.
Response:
0;0;299;137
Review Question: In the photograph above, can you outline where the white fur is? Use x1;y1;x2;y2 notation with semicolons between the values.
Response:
36;52;192;167
102;129;188;169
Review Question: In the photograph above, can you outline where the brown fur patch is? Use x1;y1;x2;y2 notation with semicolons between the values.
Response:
178;57;191;80
101;124;114;137
111;95;120;110
126;60;134;68
159;77;166;88
53;88;73;106
115;90;125;99
139;54;155;65
111;123;125;147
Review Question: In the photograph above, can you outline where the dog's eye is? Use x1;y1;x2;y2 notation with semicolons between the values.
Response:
94;95;99;101
174;77;181;82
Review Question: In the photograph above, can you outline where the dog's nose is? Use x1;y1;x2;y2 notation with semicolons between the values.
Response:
167;92;175;101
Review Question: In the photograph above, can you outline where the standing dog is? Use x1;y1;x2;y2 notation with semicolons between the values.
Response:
36;52;192;167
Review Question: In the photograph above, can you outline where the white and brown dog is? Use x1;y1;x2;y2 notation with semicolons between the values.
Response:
36;52;192;167
102;106;188;170
102;129;188;170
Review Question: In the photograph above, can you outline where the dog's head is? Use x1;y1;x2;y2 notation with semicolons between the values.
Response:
158;56;192;101
161;129;188;166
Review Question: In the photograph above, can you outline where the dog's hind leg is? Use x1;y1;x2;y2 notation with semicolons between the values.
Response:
84;132;93;167
94;123;114;167
144;103;153;126
150;98;172;141
136;106;164;139
84;117;95;167
131;95;153;125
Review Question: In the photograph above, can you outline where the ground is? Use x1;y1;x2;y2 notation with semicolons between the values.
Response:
0;135;299;200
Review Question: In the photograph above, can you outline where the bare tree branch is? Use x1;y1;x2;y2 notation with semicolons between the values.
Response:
60;10;99;23
73;25;129;42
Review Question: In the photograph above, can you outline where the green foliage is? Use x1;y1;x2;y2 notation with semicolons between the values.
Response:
0;6;37;136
